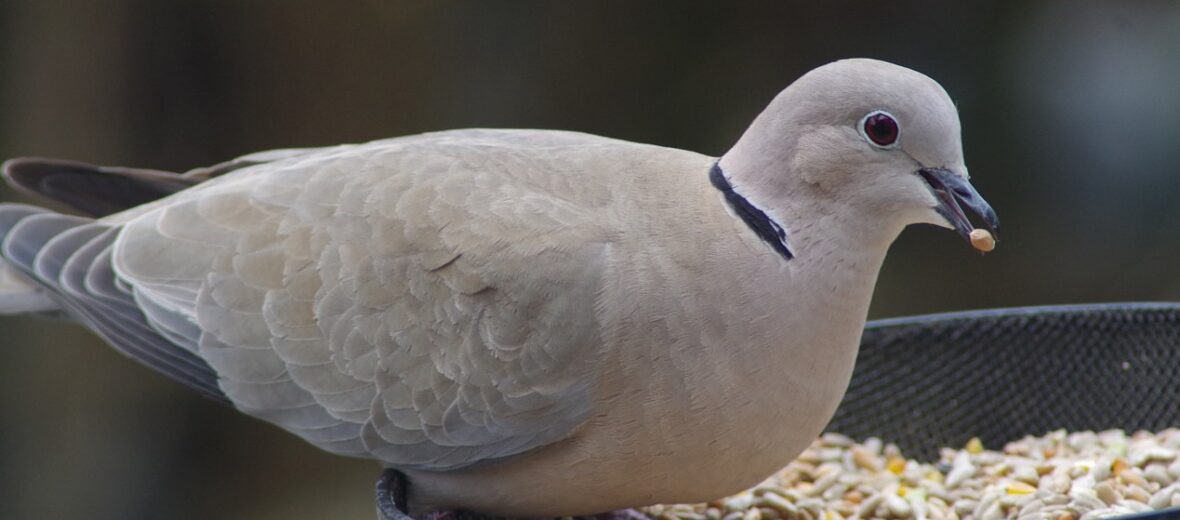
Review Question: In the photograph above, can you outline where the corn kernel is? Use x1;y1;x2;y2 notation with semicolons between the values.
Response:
1112;458;1129;475
966;437;984;454
887;457;906;475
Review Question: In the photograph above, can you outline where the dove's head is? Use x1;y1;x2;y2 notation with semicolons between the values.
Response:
718;58;998;253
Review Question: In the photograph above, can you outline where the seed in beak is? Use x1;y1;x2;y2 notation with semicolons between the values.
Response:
969;229;995;252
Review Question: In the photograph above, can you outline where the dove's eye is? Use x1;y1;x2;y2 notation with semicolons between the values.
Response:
861;111;899;148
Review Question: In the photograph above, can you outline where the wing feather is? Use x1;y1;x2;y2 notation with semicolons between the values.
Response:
111;130;615;469
0;207;226;401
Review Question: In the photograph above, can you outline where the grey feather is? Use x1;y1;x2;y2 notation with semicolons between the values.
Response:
0;205;227;402
97;133;613;471
2;158;195;217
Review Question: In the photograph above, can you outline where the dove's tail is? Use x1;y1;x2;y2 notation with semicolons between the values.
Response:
0;159;227;402
0;156;202;315
0;204;73;314
0;259;59;314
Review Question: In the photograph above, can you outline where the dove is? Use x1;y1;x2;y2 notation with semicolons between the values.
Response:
0;58;997;518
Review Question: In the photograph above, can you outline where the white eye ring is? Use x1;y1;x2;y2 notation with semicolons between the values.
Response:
859;110;901;149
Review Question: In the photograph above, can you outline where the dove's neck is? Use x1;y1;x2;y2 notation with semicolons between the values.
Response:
713;146;907;410
716;151;904;431
712;155;905;266
710;157;903;355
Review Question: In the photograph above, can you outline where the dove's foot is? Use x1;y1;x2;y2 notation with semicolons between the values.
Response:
375;468;648;520
376;468;411;520
376;469;487;520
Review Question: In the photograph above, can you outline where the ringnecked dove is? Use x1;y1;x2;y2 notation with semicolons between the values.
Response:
0;59;997;517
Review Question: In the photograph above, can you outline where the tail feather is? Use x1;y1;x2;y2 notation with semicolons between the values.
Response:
2;212;91;272
0;205;61;314
0;203;45;235
0;201;226;402
0;260;56;314
0;157;239;402
2;158;195;217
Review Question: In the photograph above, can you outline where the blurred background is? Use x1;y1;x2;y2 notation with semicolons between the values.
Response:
1;1;1179;519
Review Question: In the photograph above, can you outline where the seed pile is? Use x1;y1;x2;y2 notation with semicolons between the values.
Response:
641;429;1180;520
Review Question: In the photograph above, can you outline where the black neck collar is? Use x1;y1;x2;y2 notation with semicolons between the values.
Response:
709;163;793;261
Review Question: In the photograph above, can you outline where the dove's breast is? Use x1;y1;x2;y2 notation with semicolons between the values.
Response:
401;151;878;516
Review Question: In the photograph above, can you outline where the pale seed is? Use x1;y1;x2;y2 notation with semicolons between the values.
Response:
1124;484;1151;504
758;492;798;516
884;494;912;517
851;446;882;472
1145;463;1172;485
1094;481;1121;505
969;229;995;252
1150;485;1177;509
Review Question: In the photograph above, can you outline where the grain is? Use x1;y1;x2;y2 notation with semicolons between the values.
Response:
969;228;995;252
641;429;1180;520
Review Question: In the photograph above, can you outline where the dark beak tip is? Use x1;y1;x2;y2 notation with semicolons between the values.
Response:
918;166;1000;247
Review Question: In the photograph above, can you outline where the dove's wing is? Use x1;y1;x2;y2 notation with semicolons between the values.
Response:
112;129;619;469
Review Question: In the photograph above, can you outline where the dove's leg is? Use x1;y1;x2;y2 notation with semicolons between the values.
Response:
375;468;649;520
376;469;489;520
376;468;411;520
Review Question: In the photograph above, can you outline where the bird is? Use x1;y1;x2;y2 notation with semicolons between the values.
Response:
0;58;997;518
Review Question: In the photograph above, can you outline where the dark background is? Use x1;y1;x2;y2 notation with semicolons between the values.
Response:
2;2;1178;519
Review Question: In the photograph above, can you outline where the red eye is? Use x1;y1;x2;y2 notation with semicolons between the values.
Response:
863;111;899;147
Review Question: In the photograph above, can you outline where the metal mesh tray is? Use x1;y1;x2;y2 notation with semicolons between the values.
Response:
829;302;1180;520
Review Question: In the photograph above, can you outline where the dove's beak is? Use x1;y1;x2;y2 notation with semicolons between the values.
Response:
918;167;999;247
